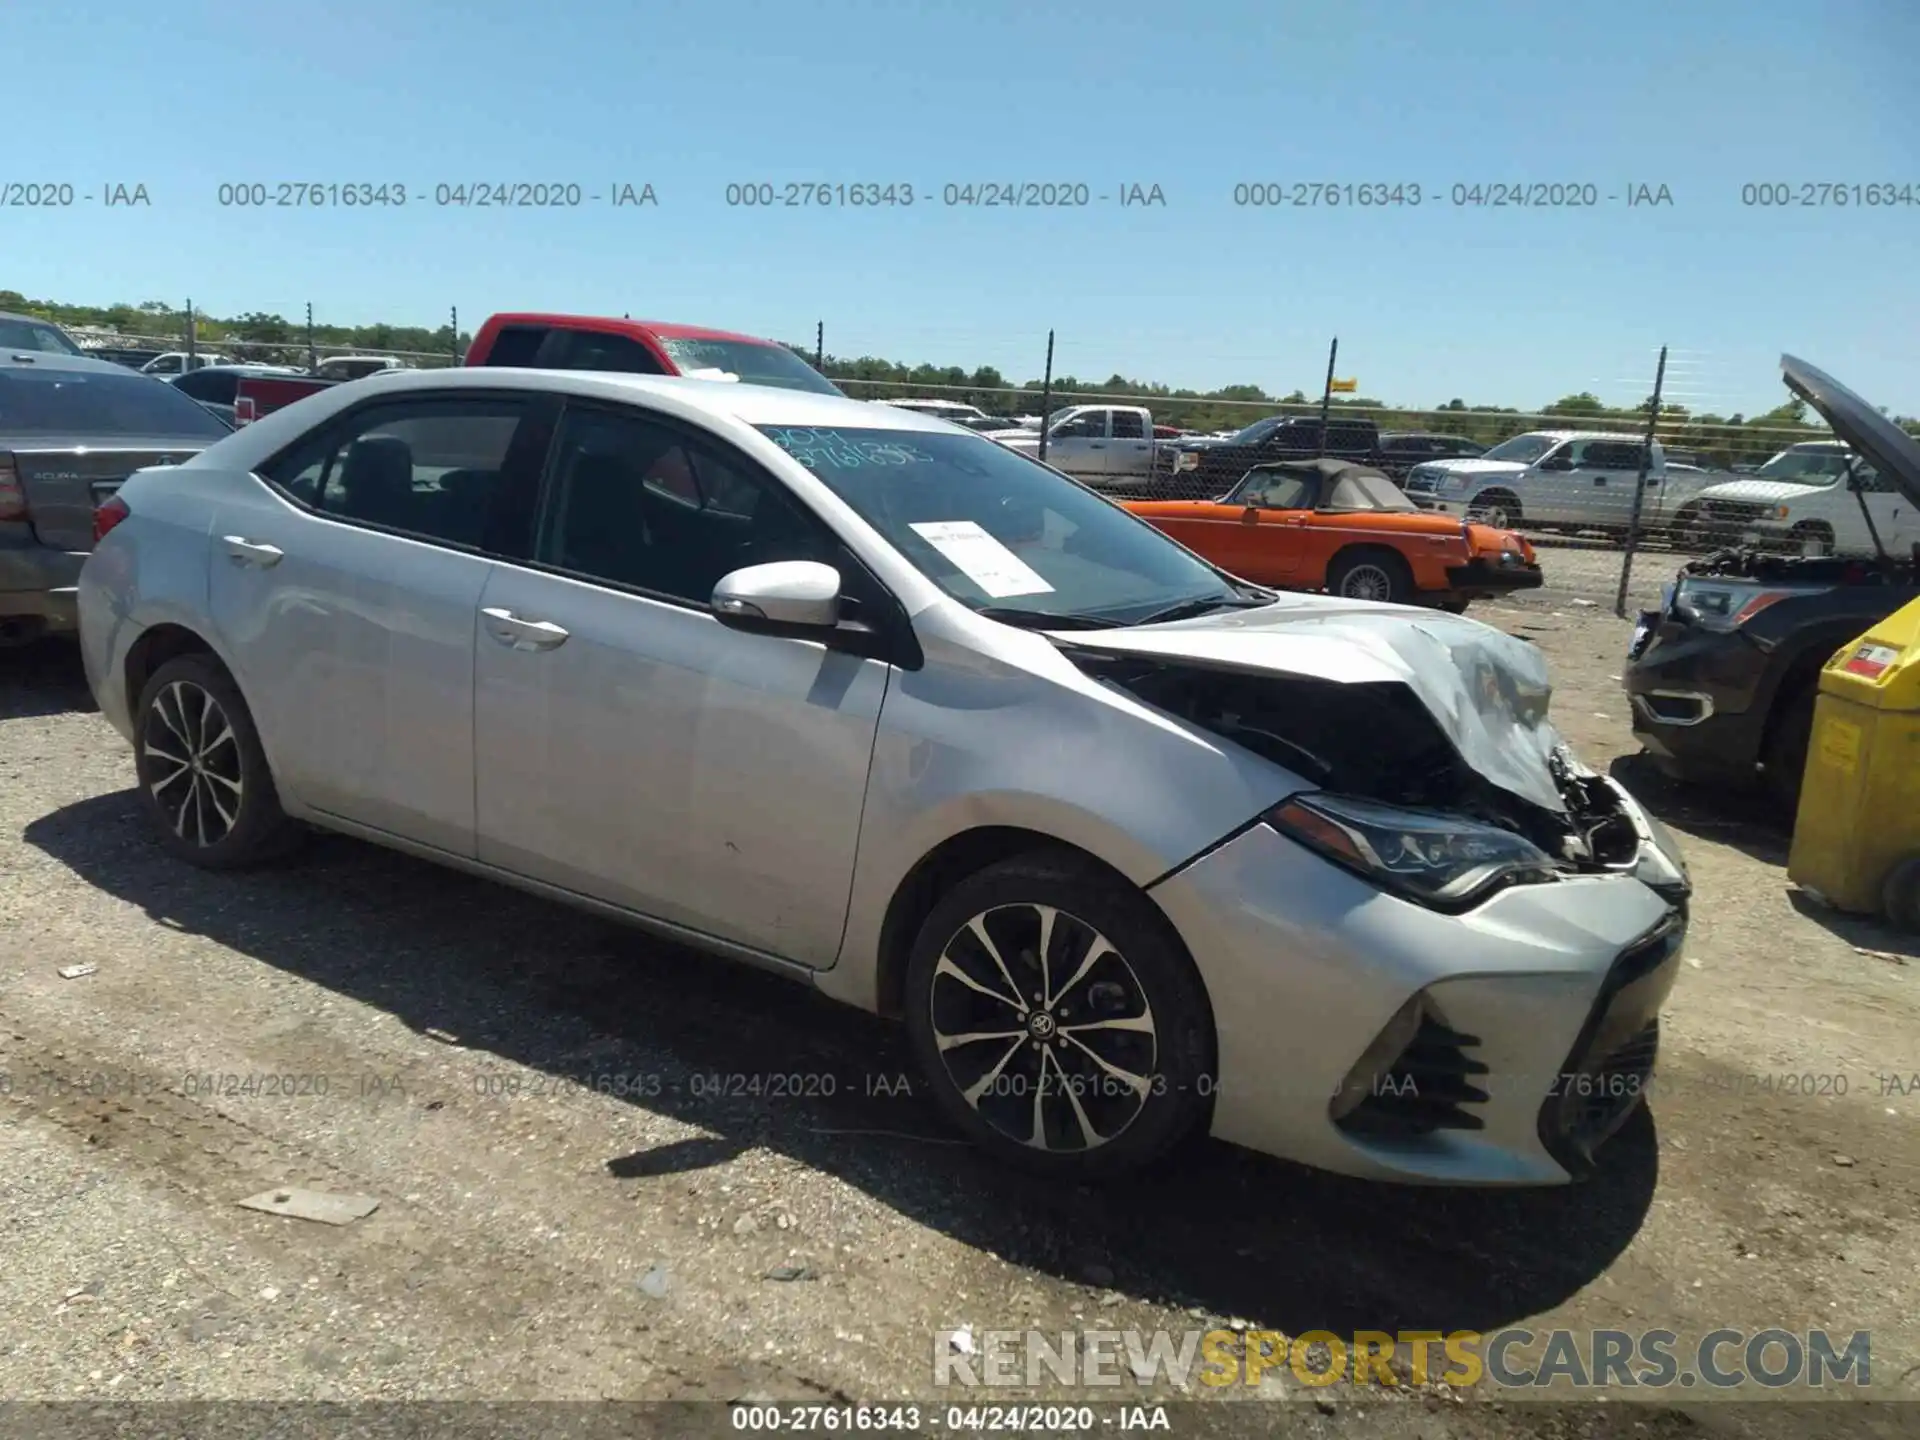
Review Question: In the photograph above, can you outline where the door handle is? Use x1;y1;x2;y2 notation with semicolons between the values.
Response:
481;606;570;651
1089;443;1106;449
220;536;284;567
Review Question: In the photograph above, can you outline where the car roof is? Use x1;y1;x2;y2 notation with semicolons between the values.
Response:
481;312;789;348
0;351;153;377
313;366;959;430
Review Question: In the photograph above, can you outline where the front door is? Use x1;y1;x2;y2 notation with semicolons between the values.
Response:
1575;438;1656;530
212;392;550;855
1045;411;1111;477
471;402;889;968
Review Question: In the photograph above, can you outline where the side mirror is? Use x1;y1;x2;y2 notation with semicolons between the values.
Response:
711;560;842;630
1241;505;1260;524
1537;455;1571;472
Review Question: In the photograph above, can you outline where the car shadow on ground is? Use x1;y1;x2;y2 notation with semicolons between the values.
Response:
1785;892;1920;962
27;789;1659;1341
1607;752;1792;868
0;639;96;720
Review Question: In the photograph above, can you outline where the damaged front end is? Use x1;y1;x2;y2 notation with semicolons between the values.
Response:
1056;609;1687;907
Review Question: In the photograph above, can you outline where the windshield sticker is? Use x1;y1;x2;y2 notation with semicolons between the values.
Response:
763;427;935;469
909;520;1054;598
682;367;740;382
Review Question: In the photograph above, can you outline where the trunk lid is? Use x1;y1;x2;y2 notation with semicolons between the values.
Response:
8;438;208;549
1051;595;1568;813
1780;355;1920;511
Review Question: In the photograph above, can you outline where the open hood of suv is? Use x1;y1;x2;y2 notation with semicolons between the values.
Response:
1051;595;1569;813
1780;355;1920;511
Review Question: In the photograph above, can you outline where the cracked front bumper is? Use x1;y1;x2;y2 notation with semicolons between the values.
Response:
1148;782;1689;1185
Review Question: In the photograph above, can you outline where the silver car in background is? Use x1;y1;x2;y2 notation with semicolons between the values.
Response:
78;369;1690;1185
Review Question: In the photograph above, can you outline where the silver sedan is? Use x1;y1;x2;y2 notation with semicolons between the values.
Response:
78;368;1690;1184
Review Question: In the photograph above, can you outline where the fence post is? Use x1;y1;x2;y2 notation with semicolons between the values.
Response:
451;306;459;366
1037;331;1056;464
306;302;317;371
1317;337;1338;457
815;321;824;372
185;300;196;367
1614;344;1668;618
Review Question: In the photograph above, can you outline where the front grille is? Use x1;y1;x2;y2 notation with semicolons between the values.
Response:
1337;1015;1490;1138
1700;500;1768;525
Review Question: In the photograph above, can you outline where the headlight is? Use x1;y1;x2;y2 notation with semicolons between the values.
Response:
1772;505;1791;520
1439;474;1468;492
1175;452;1199;471
1265;793;1559;909
1672;578;1820;632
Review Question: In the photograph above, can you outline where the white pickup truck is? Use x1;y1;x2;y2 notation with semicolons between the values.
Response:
1684;441;1920;556
1402;429;1735;535
994;404;1159;485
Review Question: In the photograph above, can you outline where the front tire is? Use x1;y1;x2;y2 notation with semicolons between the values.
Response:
134;653;302;869
1761;683;1817;818
903;850;1215;1181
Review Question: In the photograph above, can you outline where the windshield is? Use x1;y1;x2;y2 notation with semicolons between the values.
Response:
1225;416;1286;445
1755;447;1854;484
756;425;1243;625
1481;433;1559;464
0;319;86;357
0;368;232;437
658;338;843;396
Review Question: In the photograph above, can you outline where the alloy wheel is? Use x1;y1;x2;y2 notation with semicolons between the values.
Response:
142;679;244;847
1338;562;1396;601
1473;503;1513;529
927;903;1158;1153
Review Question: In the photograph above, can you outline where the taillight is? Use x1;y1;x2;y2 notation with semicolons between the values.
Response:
234;395;256;426
0;453;24;522
93;494;130;542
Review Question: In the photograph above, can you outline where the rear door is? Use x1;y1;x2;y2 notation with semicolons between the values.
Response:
1107;408;1153;476
209;390;554;855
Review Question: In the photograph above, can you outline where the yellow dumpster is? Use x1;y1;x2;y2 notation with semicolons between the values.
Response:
1788;593;1920;930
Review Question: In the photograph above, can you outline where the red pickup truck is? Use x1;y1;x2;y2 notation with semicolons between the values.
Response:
233;313;839;425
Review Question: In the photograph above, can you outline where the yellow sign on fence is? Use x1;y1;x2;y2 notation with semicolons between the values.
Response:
1329;378;1358;393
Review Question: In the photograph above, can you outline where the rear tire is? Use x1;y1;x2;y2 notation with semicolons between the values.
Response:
1327;547;1415;605
1761;683;1817;818
903;849;1215;1182
133;653;303;870
1467;490;1521;530
1881;856;1920;934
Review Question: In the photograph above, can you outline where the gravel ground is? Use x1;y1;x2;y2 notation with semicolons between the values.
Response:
1;546;1916;1440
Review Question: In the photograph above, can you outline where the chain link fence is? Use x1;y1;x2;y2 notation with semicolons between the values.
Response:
39;297;1902;613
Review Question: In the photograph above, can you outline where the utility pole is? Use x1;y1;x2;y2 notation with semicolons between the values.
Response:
1316;337;1338;458
1615;345;1669;617
1037;331;1056;464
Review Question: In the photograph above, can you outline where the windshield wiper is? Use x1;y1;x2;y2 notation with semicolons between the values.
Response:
1133;591;1273;627
974;606;1123;630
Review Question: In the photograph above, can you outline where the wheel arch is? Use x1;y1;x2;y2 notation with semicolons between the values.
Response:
869;826;1217;1040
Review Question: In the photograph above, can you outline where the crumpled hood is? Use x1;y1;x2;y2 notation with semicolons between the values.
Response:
1052;594;1568;812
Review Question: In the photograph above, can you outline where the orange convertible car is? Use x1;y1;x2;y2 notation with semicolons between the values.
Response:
1124;457;1542;609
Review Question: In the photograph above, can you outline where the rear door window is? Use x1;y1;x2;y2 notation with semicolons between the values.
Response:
481;326;550;367
533;329;668;374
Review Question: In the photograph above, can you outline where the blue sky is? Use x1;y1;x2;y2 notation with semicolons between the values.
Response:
5;0;1915;415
